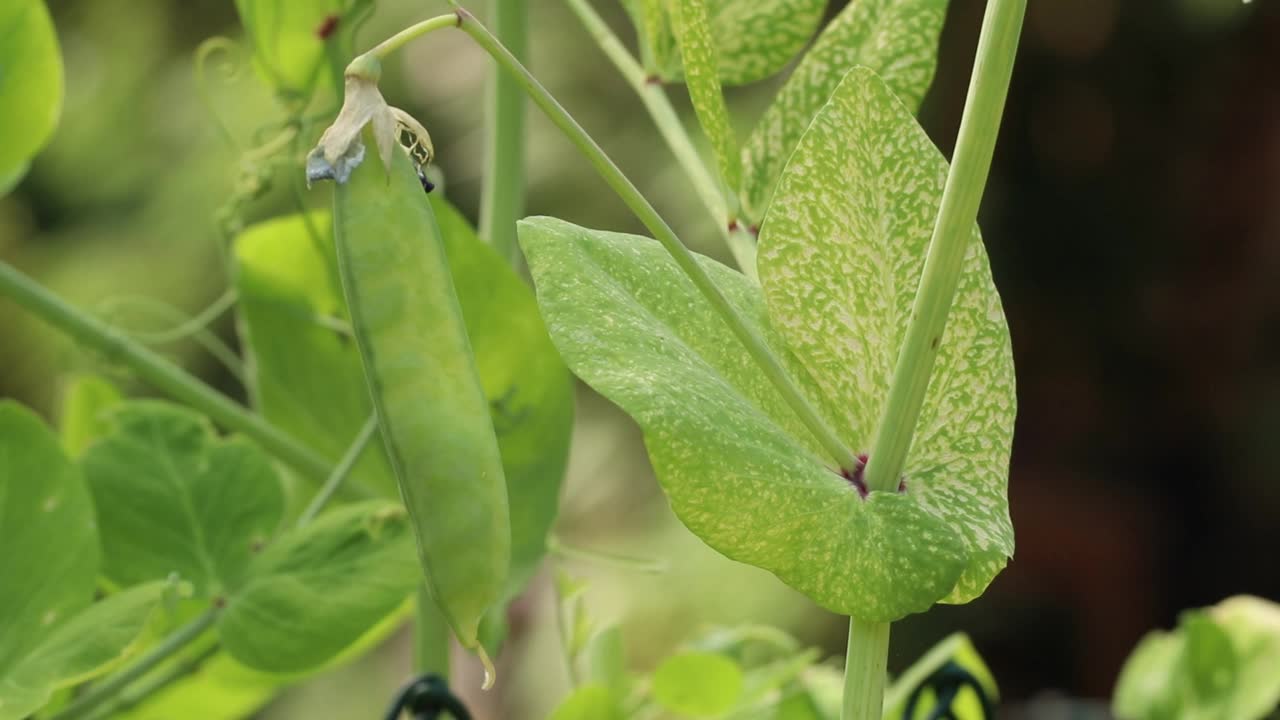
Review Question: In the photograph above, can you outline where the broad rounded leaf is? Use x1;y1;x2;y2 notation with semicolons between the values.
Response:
741;0;949;221
218;502;418;673
0;0;63;193
628;0;826;86
519;218;966;621
758;68;1015;610
653;652;744;716
83;402;286;597
673;0;742;193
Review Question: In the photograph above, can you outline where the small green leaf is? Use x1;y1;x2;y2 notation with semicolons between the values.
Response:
653;651;744;716
672;0;742;194
741;0;949;221
232;0;348;101
218;502;418;673
58;374;124;457
583;626;629;696
0;0;63;193
629;0;827;86
548;684;625;720
1180;612;1238;708
758;68;1015;616
883;633;999;720
83;402;286;596
1210;596;1280;720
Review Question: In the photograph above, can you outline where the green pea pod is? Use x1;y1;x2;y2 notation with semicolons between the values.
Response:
331;133;510;677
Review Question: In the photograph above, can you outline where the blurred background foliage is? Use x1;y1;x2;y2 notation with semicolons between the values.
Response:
2;0;1278;718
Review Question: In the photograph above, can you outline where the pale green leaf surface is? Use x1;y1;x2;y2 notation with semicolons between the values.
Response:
1211;596;1280;720
0;402;97;716
673;0;742;193
235;212;398;504
548;684;624;720
83;402;285;596
218;502;418;673
58;374;124;457
653;651;744;716
0;0;63;192
741;0;949;221
232;0;343;99
758;68;1015;608
1112;631;1186;720
519;218;966;620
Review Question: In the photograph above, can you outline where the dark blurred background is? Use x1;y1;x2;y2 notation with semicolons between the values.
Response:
2;0;1278;717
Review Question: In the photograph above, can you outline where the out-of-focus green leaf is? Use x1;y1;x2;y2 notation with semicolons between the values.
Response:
0;403;171;720
0;0;63;193
218;502;418;673
758;68;1015;618
883;633;998;720
741;0;949;221
548;684;625;720
653;651;744;716
234;212;397;506
672;0;742;194
583;626;628;696
1210;596;1280;720
626;0;826;86
58;374;124;456
83;402;285;597
232;0;347;101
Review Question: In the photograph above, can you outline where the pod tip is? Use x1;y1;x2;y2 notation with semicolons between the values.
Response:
478;645;496;690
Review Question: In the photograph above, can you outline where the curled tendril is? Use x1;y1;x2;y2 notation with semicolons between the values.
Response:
194;36;248;151
95;292;246;385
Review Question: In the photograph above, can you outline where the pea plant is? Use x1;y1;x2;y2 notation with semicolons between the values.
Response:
3;1;1279;720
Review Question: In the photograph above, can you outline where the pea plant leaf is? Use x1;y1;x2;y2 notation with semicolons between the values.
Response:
217;502;419;673
82;401;286;597
232;0;358;102
1210;596;1280;720
652;651;745;717
234;212;398;504
521;216;971;621
548;684;625;720
234;202;573;596
626;0;826;86
58;373;124;457
0;0;63;194
0;402;170;720
758;67;1015;611
740;0;950;222
672;0;742;195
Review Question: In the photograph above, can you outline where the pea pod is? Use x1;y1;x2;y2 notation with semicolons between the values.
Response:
331;131;510;667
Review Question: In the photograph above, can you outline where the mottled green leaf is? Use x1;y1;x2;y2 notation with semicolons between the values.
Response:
218;502;418;673
741;0;949;221
83;402;286;596
0;0;63;193
234;212;397;504
235;204;572;593
884;633;998;720
0;403;169;720
758;68;1015;614
232;0;348;101
672;0;742;193
653;651;744;716
549;684;625;720
520;215;972;620
58;374;124;457
627;0;826;86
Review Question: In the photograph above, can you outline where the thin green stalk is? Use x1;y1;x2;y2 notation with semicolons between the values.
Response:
80;643;221;720
297;413;379;526
841;618;890;720
47;609;220;720
861;0;1027;494
0;261;335;484
560;0;757;277
478;0;527;262
365;14;461;62
454;11;857;471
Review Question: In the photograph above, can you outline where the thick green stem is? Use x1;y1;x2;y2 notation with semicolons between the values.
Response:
0;261;334;484
842;619;890;720
861;0;1027;494
415;589;452;676
47;609;220;720
561;0;757;277
455;12;856;471
478;0;527;262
